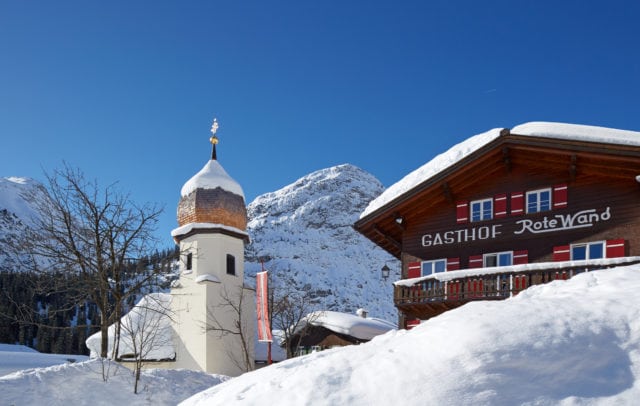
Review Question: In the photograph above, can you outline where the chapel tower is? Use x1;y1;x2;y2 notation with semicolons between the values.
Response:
170;119;255;376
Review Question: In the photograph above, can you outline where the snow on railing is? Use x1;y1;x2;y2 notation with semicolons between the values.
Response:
394;256;640;306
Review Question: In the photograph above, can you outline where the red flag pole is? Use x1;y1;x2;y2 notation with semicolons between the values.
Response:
261;260;273;365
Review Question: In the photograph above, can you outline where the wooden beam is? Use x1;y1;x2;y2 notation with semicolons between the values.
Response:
373;224;401;250
502;146;512;173
441;182;453;203
569;154;577;181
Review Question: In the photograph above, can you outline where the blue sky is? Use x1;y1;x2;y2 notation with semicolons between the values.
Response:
1;1;639;246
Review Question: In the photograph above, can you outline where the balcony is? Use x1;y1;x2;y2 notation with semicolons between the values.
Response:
394;257;640;321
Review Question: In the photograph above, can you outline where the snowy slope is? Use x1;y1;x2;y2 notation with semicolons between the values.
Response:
0;344;89;377
245;164;400;321
183;264;640;405
0;177;45;225
0;357;227;406
0;177;48;272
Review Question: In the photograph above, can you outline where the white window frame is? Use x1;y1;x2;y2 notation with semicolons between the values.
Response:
570;241;605;260
483;251;513;268
470;198;493;222
526;188;552;214
421;259;447;276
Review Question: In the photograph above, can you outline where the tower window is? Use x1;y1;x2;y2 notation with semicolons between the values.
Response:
226;254;236;276
186;253;192;270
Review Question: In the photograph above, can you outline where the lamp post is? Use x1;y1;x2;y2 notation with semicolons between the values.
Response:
381;264;390;280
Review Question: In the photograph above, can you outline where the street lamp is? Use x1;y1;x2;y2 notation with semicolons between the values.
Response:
381;264;391;280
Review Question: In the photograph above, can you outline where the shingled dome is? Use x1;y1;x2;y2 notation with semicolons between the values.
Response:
177;159;248;231
175;119;247;234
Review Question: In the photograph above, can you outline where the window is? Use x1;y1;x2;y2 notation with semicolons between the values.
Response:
421;259;447;276
470;198;493;222
483;251;513;267
226;254;236;276
571;241;604;260
186;253;192;270
526;188;552;214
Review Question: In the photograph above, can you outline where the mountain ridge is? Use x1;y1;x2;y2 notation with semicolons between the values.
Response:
0;165;399;321
245;163;399;321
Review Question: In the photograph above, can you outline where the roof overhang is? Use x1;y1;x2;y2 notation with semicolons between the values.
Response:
354;127;640;258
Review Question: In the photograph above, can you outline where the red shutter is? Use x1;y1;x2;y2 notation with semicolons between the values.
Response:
405;319;421;329
510;192;524;215
513;250;529;265
494;194;507;218
606;239;625;258
468;255;483;268
407;262;421;278
553;245;570;261
553;184;568;209
446;258;460;271
456;201;469;224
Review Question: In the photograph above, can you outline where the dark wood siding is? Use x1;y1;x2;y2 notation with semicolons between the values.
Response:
401;167;640;268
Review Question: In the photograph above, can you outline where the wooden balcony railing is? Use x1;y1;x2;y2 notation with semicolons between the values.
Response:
394;258;640;309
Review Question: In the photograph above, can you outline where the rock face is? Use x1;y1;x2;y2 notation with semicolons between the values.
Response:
245;164;400;322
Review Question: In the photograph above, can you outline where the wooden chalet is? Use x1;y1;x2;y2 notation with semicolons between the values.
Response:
354;122;640;328
288;310;397;356
289;324;368;356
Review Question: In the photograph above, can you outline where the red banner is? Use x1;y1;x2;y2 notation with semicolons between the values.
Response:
256;271;273;342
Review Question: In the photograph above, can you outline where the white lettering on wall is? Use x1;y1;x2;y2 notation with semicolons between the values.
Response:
422;225;502;247
420;207;611;248
514;207;611;234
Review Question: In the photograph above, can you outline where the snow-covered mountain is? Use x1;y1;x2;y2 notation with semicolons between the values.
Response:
0;177;48;272
1;166;400;321
245;164;400;322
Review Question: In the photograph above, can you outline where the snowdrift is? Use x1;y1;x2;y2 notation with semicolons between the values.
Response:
183;265;640;405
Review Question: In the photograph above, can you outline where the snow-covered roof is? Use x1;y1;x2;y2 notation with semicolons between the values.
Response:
195;274;220;284
297;311;396;341
180;160;244;198
361;121;640;219
511;121;640;146
171;222;249;239
85;293;175;361
360;128;503;218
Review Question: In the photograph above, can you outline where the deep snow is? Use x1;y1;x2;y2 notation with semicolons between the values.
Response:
182;265;640;405
3;265;640;405
0;357;227;406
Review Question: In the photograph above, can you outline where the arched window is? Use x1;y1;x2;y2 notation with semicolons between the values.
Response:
226;254;236;276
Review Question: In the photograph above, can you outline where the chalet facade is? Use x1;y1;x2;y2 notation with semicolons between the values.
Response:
354;122;640;328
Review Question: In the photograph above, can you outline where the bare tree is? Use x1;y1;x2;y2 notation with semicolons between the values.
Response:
205;284;254;373
270;285;321;359
15;164;163;359
116;293;174;394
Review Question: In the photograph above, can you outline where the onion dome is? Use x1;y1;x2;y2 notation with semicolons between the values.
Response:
176;119;248;231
